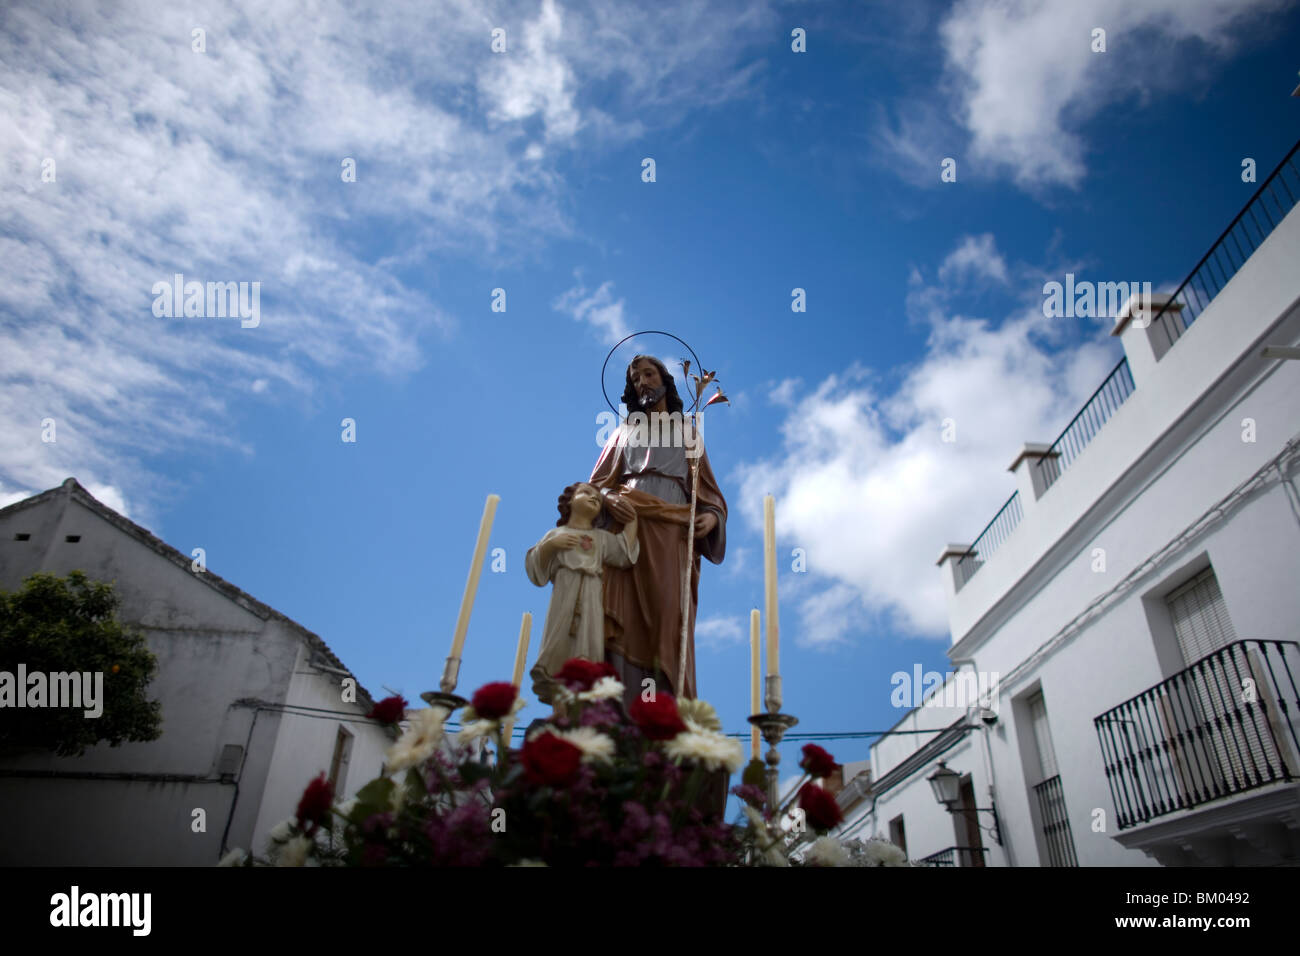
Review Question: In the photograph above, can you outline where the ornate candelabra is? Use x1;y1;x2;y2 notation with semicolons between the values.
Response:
747;675;798;809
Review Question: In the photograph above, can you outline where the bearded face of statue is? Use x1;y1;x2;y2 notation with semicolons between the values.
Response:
622;355;683;415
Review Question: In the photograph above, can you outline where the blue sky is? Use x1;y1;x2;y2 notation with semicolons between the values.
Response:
3;0;1300;790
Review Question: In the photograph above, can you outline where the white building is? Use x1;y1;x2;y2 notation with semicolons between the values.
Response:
839;142;1300;866
0;478;396;865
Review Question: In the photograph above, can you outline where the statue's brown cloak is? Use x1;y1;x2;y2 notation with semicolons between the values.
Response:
590;428;727;700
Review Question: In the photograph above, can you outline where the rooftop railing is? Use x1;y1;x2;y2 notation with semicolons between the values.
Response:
1035;357;1135;493
954;490;1022;590
1149;139;1300;352
954;139;1299;588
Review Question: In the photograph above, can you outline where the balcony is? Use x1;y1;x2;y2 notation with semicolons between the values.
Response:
1094;640;1300;831
917;846;987;867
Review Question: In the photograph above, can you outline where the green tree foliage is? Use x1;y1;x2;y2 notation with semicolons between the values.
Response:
0;571;162;756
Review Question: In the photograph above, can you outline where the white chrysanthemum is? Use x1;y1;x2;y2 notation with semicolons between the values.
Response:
384;706;447;773
863;838;909;867
268;820;294;843
677;698;723;732
217;848;248;867
577;676;624;702
336;798;357;819
808;836;851;867
275;834;313;867
663;730;744;773
552;726;616;764
456;719;497;745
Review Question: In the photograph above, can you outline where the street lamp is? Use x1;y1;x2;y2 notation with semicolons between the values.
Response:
927;760;1003;847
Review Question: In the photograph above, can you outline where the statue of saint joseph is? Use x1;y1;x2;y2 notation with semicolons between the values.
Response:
590;355;727;705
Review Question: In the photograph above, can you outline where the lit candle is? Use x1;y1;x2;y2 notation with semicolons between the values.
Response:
511;612;532;688
449;494;500;662
750;608;761;759
763;495;780;680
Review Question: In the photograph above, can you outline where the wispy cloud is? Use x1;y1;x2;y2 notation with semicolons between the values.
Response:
0;0;779;515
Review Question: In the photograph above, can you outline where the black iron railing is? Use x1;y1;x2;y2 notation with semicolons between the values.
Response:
954;490;1023;591
1033;774;1079;866
1148;140;1300;352
1094;640;1300;831
918;846;988;867
1035;357;1135;493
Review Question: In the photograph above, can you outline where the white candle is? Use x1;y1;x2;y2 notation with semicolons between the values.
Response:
449;494;500;661
750;608;761;759
763;495;780;679
511;612;532;688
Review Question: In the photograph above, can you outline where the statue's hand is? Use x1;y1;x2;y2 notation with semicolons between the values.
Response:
605;494;636;524
551;531;584;551
694;511;718;537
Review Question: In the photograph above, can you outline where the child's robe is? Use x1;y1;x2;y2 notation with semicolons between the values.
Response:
525;526;639;703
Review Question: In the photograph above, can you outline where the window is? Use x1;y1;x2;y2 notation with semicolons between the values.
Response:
1027;692;1079;866
1164;567;1280;791
1166;567;1237;663
329;727;354;796
888;815;906;857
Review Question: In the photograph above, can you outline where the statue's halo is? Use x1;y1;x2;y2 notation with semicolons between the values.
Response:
601;330;703;416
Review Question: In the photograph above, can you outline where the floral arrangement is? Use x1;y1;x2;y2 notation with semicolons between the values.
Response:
219;660;911;868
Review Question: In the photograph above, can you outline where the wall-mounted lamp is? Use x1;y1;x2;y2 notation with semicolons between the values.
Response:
927;760;1003;846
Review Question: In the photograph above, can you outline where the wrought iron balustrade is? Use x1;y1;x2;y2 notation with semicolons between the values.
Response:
1033;774;1079;866
953;490;1022;590
917;846;988;867
1035;357;1135;493
1094;640;1300;830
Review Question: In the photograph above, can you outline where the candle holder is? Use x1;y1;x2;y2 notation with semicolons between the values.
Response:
421;656;468;712
763;674;783;714
747;711;799;810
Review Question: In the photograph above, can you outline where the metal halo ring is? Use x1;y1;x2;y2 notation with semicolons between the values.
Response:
600;330;703;416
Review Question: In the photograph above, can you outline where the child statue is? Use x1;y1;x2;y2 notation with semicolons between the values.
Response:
526;482;639;705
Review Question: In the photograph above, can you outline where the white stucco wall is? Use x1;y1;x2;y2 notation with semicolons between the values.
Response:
0;486;389;865
877;189;1300;866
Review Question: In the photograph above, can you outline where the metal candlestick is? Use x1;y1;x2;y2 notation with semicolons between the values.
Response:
748;709;799;810
421;656;468;712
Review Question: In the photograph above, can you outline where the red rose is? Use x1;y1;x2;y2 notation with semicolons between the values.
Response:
470;681;518;720
628;692;687;741
798;783;843;832
296;772;334;831
521;731;582;786
555;658;618;691
366;695;408;724
799;743;840;779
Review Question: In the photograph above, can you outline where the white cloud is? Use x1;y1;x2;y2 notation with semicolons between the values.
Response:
694;613;746;649
735;234;1118;644
553;278;632;344
938;233;1009;286
881;0;1288;190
